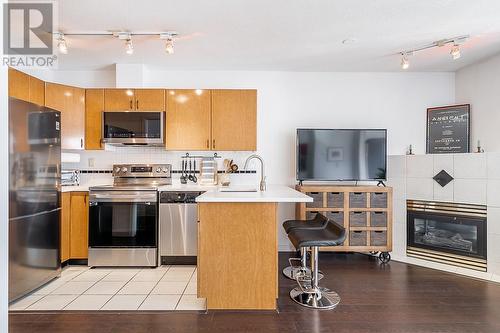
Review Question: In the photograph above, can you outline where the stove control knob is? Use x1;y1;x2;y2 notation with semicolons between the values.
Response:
156;167;162;173
114;167;121;173
162;167;168;173
121;167;128;173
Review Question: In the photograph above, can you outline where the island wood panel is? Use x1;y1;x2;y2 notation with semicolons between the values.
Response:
198;202;277;310
104;89;135;111
211;89;257;151
134;89;165;111
60;192;71;262
8;67;30;101
69;192;89;259
165;89;211;150
85;89;104;150
296;185;393;252
28;75;45;105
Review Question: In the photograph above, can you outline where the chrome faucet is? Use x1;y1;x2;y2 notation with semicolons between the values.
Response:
244;154;266;191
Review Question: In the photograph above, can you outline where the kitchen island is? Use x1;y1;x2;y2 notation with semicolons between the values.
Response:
196;185;312;310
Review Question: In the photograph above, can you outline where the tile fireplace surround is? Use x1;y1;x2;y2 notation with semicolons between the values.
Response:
387;153;500;282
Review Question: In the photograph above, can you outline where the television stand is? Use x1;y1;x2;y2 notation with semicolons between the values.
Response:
377;181;386;187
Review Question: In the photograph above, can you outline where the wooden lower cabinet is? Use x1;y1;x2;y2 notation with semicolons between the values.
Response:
60;193;71;262
60;192;89;262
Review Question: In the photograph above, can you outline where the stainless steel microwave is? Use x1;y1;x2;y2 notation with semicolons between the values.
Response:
102;111;164;146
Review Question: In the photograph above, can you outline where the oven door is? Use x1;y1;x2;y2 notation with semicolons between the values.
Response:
89;191;158;248
102;111;164;145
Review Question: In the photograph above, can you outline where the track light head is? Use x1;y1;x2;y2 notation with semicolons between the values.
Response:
125;38;133;55
160;32;178;55
55;33;68;54
400;53;410;70
450;44;461;60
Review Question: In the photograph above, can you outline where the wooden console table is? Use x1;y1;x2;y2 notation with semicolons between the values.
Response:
296;185;393;259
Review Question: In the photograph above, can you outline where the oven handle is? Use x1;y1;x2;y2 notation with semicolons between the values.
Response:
89;192;158;203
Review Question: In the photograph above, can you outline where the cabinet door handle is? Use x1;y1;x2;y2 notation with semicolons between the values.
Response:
129;100;133;110
80;138;83;148
136;100;139;110
206;139;209;149
212;139;215;149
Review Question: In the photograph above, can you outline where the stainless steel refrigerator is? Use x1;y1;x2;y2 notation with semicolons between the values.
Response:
8;97;61;302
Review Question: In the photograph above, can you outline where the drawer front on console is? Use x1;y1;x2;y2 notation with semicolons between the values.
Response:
350;231;367;246
349;192;367;208
370;211;387;227
327;192;344;208
349;211;367;227
370;192;388;208
370;230;387;246
326;211;344;226
306;192;323;208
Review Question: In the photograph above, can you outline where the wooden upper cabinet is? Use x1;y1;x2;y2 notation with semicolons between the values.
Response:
104;89;135;111
69;192;89;259
211;89;257;151
8;68;45;105
85;89;104;150
135;89;165;111
45;82;86;150
8;68;30;102
166;89;211;150
29;76;45;105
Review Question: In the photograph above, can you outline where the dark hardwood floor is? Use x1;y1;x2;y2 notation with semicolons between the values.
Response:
9;253;500;333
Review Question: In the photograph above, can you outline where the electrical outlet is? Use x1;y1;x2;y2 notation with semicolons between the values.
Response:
88;158;95;167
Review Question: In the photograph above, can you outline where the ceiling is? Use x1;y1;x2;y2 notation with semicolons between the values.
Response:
49;0;500;71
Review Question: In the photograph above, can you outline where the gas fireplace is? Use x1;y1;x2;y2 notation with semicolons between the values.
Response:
407;200;487;271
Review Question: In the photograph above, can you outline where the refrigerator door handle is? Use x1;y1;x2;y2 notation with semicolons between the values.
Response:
9;207;62;222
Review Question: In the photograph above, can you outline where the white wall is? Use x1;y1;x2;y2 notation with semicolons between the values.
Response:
52;69;455;250
456;52;500;152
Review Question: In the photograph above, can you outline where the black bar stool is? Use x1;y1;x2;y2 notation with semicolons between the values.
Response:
282;213;328;280
287;220;346;310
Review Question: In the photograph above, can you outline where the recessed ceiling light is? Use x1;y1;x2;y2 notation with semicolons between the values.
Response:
342;38;357;45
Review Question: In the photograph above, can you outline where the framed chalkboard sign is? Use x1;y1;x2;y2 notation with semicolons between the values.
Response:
427;104;470;154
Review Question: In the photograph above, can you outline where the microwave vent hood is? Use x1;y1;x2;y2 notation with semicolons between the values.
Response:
102;111;164;146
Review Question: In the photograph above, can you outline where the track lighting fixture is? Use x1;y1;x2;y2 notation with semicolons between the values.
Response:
53;31;180;55
398;35;468;69
450;43;461;60
56;33;68;54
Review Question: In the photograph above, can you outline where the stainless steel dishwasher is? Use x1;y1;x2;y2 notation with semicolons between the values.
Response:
159;191;203;265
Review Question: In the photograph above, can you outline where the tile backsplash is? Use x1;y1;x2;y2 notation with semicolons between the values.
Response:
62;146;259;186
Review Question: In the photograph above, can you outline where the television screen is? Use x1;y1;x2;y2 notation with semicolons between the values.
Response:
296;129;387;181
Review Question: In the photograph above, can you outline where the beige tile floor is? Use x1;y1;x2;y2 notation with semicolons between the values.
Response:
9;265;205;311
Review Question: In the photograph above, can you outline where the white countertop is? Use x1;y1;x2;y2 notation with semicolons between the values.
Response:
61;185;89;192
195;185;312;203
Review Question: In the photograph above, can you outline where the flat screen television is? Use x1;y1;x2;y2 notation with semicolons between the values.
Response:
296;129;387;181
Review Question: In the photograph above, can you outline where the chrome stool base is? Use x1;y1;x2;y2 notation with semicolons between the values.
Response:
282;266;324;280
290;287;340;310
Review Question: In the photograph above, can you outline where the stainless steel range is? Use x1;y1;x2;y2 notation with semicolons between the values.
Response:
88;164;171;267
